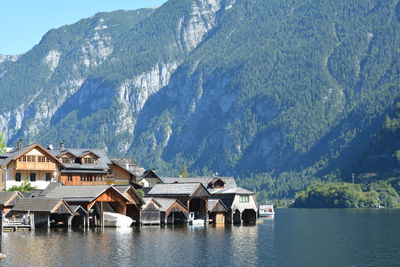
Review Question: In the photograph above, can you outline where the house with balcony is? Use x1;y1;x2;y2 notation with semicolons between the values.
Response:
48;142;143;187
0;140;61;190
0;140;145;189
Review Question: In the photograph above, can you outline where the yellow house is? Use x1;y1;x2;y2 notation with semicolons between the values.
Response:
0;141;61;190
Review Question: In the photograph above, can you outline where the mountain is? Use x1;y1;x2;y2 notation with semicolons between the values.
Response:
0;0;400;199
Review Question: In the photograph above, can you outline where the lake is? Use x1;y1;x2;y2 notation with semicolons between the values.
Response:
1;209;400;267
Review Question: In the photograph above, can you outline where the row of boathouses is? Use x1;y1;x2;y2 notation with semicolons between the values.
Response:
0;140;258;229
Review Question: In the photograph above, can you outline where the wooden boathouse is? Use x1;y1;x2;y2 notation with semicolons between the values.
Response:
0;191;23;216
114;185;144;224
147;183;210;221
9;198;73;228
142;197;188;225
43;185;131;227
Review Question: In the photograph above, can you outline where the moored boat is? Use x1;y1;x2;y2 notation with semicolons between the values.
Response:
103;212;134;227
259;205;275;218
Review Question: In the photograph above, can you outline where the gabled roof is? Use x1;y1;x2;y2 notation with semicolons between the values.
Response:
211;187;254;195
147;183;210;197
0;144;62;168
12;198;72;214
22;189;44;198
208;199;228;213
161;177;238;192
152;198;188;212
49;148;111;170
114;185;145;204
69;205;89;215
140;170;160;180
0;191;23;206
142;197;188;212
44;185;129;202
79;151;100;158
143;197;163;209
110;158;145;177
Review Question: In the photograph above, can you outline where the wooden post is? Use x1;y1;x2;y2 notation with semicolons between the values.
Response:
30;214;35;231
101;202;104;228
68;216;72;230
0;210;4;259
0;210;2;252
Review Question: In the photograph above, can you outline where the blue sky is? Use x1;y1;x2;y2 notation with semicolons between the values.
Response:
0;0;167;55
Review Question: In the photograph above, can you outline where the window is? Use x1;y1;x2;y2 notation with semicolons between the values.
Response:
239;195;250;203
45;173;51;181
38;156;49;163
68;175;72;182
16;173;21;182
83;157;94;164
30;173;36;182
62;157;71;163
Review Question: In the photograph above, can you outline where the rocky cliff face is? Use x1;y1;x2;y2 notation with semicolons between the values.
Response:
0;0;399;184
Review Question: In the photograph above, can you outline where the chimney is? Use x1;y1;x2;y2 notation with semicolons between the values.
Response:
60;140;65;150
16;139;23;150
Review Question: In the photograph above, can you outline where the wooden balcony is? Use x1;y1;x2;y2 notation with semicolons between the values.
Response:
15;161;57;171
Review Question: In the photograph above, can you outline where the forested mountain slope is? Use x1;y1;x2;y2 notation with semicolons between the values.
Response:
0;0;399;199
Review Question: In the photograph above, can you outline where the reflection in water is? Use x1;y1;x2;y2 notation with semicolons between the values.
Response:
2;209;400;267
230;225;259;266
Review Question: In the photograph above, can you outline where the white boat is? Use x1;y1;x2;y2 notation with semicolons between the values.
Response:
103;212;133;227
188;212;205;226
259;205;275;218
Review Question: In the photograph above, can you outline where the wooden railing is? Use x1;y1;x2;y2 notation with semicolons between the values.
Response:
15;161;57;170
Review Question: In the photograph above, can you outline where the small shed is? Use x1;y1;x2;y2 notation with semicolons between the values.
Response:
0;191;23;215
208;199;228;224
142;197;188;225
10;198;73;228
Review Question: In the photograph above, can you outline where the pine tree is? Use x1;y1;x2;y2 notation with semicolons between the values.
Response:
181;164;189;178
0;133;5;153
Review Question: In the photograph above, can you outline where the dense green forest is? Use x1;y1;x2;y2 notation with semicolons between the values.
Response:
279;102;400;207
292;181;399;208
0;0;399;202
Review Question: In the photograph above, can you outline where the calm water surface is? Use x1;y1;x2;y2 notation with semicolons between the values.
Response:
1;209;400;267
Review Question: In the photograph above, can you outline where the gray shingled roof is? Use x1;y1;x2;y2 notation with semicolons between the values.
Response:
161;177;238;190
114;185;130;194
114;185;145;204
44;185;114;202
40;182;63;197
12;198;70;213
111;158;145;177
208;199;228;212
69;205;88;215
48;148;111;170
153;198;187;212
0;191;20;205
210;187;254;195
147;183;207;196
143;197;187;212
